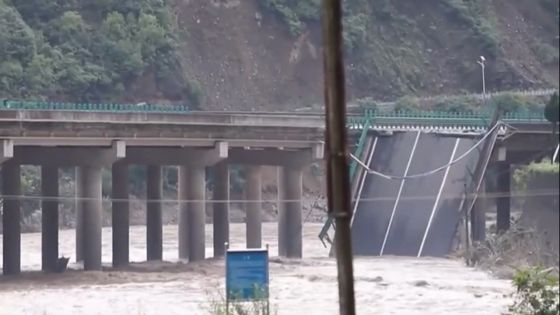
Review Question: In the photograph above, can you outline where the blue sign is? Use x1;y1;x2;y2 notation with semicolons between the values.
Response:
226;248;269;301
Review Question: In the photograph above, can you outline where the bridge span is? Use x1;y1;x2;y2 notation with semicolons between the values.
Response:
0;106;325;275
0;101;556;275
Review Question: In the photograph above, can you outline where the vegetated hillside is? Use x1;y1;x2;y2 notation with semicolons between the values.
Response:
1;0;558;110
0;0;201;106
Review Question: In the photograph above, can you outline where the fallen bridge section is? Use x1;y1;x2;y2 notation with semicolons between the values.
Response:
351;131;485;257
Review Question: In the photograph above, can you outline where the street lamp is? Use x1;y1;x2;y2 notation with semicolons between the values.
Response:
477;56;486;103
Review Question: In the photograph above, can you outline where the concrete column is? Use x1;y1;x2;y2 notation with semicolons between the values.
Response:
278;166;303;258
80;165;102;271
277;167;285;256
146;165;163;261
178;166;188;259
246;166;262;248
179;166;206;261
41;166;59;272
213;161;229;257
75;167;83;262
496;162;511;234
471;179;487;243
2;163;21;275
112;163;129;267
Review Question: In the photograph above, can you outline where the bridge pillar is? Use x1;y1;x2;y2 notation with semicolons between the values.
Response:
278;166;303;258
112;162;129;267
246;166;262;249
146;165;163;261
41;165;59;273
75;167;83;263
80;165;102;271
178;166;206;262
213;161;229;257
496;162;511;234
2;162;21;275
471;179;487;243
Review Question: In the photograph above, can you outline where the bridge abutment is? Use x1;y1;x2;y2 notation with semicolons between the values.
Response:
41;166;59;272
80;165;103;271
178;166;206;262
278;166;303;258
112;162;129;267
213;161;229;257
146;165;163;261
246;166;263;249
2;162;21;275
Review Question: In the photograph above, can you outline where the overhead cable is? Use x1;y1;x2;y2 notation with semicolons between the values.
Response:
350;122;504;180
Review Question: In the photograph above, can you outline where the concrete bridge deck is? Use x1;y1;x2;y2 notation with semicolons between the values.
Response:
0;105;556;275
0;109;328;275
0;109;325;147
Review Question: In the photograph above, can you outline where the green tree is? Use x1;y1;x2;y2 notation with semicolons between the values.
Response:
136;13;168;63
10;0;76;26
101;11;129;41
47;11;89;48
23;54;56;97
0;5;36;63
100;12;144;80
0;60;24;95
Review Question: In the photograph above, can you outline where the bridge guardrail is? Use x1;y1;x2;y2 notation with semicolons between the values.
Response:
346;110;548;130
318;117;373;247
1;100;190;114
0;100;549;127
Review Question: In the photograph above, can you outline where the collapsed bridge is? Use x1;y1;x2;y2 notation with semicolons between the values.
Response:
320;110;558;257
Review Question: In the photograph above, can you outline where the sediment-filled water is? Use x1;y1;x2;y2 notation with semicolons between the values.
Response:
0;223;513;315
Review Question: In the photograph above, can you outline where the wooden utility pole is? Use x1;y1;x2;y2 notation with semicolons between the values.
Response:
322;0;356;314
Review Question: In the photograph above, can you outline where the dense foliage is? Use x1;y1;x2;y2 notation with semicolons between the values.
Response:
0;0;200;105
510;267;560;315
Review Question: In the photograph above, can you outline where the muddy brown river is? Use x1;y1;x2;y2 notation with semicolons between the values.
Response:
0;223;513;315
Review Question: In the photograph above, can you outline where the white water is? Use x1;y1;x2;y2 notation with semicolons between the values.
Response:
0;223;513;315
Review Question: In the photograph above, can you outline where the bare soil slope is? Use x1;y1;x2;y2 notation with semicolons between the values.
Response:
175;0;323;110
170;0;558;110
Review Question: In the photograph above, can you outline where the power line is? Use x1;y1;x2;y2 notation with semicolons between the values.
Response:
350;122;504;180
0;189;556;204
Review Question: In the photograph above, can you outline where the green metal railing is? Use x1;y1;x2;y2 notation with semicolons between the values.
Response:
349;120;371;178
347;109;547;130
0;100;190;113
319;117;373;247
0;99;548;126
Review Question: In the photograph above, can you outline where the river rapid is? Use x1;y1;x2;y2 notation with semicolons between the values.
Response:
0;223;513;315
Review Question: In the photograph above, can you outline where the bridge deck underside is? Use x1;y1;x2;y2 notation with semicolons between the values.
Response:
351;132;480;257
